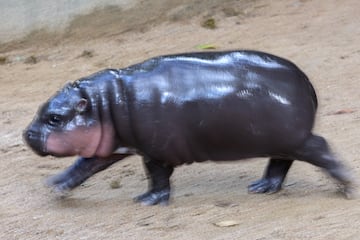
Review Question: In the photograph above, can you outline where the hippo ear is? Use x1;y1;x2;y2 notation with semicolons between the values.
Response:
75;98;88;113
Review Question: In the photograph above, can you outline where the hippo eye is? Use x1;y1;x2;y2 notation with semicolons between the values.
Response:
47;114;63;127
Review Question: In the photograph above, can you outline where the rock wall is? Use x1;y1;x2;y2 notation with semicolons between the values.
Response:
0;0;135;43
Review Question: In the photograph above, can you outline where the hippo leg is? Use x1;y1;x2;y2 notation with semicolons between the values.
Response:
293;134;354;198
248;158;293;194
46;154;128;193
134;156;174;206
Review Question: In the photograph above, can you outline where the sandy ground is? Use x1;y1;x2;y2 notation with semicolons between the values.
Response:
1;0;360;239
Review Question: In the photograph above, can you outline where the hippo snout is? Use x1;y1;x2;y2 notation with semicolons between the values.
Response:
23;128;48;156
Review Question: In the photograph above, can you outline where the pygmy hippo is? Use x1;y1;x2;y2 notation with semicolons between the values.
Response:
23;50;354;205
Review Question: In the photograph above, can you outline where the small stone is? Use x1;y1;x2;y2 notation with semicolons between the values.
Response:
110;180;121;189
0;56;8;64
24;55;38;64
214;220;240;227
201;18;217;29
79;50;94;58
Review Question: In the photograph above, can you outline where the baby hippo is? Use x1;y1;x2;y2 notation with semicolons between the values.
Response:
24;50;354;205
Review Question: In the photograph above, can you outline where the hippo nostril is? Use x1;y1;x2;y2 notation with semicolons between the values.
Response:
23;129;48;156
28;131;35;138
24;129;39;142
25;130;32;139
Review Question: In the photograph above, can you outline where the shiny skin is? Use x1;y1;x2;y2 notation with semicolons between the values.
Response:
24;50;353;205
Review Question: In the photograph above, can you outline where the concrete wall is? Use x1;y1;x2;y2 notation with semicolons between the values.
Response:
0;0;135;43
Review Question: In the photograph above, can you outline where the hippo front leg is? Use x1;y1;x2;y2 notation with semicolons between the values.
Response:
46;154;129;194
134;156;174;206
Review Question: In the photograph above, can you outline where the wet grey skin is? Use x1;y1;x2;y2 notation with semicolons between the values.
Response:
23;50;354;206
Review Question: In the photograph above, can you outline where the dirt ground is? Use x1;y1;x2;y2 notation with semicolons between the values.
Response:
1;0;359;239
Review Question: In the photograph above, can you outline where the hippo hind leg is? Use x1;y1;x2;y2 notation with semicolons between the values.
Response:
248;158;294;194
293;134;354;198
134;156;174;206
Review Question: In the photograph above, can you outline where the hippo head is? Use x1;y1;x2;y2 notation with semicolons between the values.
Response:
23;82;113;158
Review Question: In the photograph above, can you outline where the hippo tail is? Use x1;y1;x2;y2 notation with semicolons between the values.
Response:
299;69;318;111
309;80;318;110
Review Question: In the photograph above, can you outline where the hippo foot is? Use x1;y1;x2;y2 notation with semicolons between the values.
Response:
134;189;170;206
247;178;282;194
45;174;78;196
337;180;358;200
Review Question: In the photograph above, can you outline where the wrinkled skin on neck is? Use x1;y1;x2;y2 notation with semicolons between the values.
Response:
23;72;120;158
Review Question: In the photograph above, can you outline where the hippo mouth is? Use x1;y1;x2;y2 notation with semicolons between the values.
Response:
44;125;104;158
24;121;116;158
